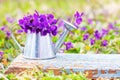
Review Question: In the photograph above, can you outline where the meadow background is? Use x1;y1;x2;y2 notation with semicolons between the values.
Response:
0;0;120;79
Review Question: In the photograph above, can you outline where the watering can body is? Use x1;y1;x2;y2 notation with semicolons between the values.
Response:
11;20;76;59
23;32;55;59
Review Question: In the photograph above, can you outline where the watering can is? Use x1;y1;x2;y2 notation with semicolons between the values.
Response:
11;20;76;59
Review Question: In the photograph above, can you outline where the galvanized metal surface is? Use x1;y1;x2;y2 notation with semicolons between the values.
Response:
5;54;120;78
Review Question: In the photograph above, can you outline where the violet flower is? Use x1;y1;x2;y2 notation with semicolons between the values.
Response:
6;31;11;38
87;19;93;24
74;11;83;26
57;20;64;28
80;26;87;31
90;38;95;45
67;17;72;22
18;11;58;36
76;18;82;25
47;14;54;20
83;33;89;40
0;26;11;39
94;30;102;40
108;23;114;30
0;51;4;59
101;29;109;37
101;40;108;46
64;42;73;50
16;30;23;34
6;16;14;23
0;26;6;31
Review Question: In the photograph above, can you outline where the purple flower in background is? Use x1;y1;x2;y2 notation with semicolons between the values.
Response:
57;20;64;28
74;11;83;18
94;30;102;40
80;26;87;31
90;38;95;45
74;11;83;26
87;19;93;24
6;16;14;23
0;51;4;59
101;29;109;37
114;27;119;31
76;18;82;25
0;26;6;31
16;30;23;34
108;23;114;30
83;33;89;40
74;11;80;18
64;42;73;50
18;11;58;36
67;17;72;22
6;31;11;38
101;40;108;46
0;26;12;39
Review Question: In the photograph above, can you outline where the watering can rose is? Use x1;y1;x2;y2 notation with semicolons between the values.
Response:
18;11;58;36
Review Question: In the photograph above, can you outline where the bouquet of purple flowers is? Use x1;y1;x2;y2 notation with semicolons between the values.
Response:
18;11;58;36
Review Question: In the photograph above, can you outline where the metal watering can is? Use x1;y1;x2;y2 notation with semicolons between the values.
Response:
11;20;76;59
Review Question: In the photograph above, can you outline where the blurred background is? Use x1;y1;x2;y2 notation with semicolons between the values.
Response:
0;0;120;24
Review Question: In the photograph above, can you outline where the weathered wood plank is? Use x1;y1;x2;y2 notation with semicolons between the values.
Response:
5;54;120;79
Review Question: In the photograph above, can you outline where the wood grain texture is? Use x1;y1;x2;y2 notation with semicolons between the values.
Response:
5;54;120;79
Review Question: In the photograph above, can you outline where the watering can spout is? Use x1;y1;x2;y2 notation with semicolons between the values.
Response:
54;20;77;53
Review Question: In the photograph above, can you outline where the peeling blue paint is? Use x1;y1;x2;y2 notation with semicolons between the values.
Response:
93;69;120;78
13;54;120;78
72;68;85;73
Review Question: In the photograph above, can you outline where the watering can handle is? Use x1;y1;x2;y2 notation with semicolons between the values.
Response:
10;27;24;53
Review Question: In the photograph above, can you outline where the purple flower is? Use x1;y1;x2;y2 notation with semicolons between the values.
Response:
101;40;108;46
18;11;58;36
6;31;11;38
101;29;109;37
90;38;95;45
39;15;46;22
52;30;57;36
0;26;11;39
87;19;93;24
41;30;48;36
80;26;87;31
49;19;57;25
108;23;114;30
16;30;23;34
0;51;4;59
51;25;57;31
74;11;80;18
94;30;102;40
74;11;83;26
0;26;6;31
76;17;82;25
83;33;89;40
6;16;14;23
64;42;73;50
67;17;72;22
57;20;64;28
47;14;54;20
74;11;83;18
